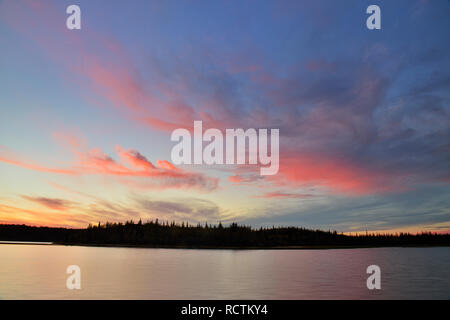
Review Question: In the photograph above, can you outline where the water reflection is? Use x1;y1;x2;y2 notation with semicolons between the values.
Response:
0;245;449;299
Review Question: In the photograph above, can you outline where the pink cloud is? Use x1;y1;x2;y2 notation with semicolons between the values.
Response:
0;141;218;192
269;152;403;195
227;151;405;196
0;146;77;175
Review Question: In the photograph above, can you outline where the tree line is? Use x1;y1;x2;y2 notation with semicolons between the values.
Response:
0;220;449;248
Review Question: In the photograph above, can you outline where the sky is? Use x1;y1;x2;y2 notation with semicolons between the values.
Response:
0;0;449;233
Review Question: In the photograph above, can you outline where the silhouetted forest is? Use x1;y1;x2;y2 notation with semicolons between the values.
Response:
1;220;449;248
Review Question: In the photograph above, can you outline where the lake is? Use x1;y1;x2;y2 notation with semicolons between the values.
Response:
0;244;449;299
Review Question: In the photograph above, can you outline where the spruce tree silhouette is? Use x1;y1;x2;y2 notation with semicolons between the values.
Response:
0;222;449;248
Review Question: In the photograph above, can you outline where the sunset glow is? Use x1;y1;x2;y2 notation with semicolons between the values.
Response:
0;0;449;233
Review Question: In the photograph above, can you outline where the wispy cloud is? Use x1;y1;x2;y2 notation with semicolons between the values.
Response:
0;141;218;192
21;196;75;210
255;192;314;199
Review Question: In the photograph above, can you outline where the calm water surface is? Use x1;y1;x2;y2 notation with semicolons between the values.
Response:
0;245;449;299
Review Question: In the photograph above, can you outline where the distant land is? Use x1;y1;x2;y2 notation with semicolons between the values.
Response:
0;221;449;249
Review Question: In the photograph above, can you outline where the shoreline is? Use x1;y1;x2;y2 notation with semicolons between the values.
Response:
49;242;450;250
0;241;53;245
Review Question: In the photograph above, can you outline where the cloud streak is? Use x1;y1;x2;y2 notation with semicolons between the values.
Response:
21;196;75;210
0;142;218;192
